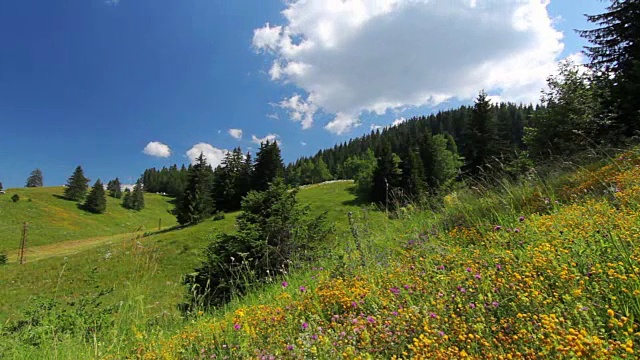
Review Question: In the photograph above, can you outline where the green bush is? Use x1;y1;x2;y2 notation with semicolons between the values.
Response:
11;194;19;203
0;252;7;265
184;179;333;310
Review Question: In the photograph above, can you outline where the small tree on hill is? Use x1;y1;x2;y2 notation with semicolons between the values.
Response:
122;188;132;208
11;194;20;203
107;178;123;199
25;169;44;187
184;179;332;308
129;179;145;210
0;181;3;192
84;179;107;214
64;166;90;201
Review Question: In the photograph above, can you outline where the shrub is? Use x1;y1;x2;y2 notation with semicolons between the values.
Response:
184;179;333;309
0;252;7;265
11;194;19;203
212;211;225;221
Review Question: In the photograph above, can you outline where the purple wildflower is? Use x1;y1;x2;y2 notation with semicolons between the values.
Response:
286;345;294;351
438;331;445;337
234;323;241;330
474;273;481;280
299;286;306;293
494;225;502;231
390;287;400;295
437;265;445;270
492;301;499;308
281;281;288;288
367;316;375;323
469;303;476;309
514;228;521;233
466;267;472;272
519;216;525;222
302;322;309;330
430;312;437;319
496;264;503;271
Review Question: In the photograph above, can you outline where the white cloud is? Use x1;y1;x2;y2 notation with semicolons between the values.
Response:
391;117;407;127
278;94;316;129
325;112;359;135
228;128;243;140
104;0;120;5
143;141;171;158
186;143;228;168
301;141;307;146
254;0;564;134
251;133;280;145
267;113;280;120
370;124;384;131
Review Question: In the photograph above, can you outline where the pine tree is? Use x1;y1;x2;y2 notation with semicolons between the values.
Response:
0;181;3;192
176;153;214;225
525;61;601;159
64;166;90;201
311;158;333;183
130;179;145;210
371;141;403;205
84;179;107;214
107;178;123;199
122;188;132;209
401;147;427;201
252;141;285;192
465;90;497;175
579;0;640;137
25;169;44;187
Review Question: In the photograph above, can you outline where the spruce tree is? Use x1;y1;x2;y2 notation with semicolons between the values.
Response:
84;179;107;214
579;0;640;137
311;158;333;184
371;142;403;205
107;178;123;199
130;179;145;210
64;166;90;201
176;153;214;225
465;90;497;175
401;147;427;201
122;188;132;209
25;169;44;187
0;181;3;192
252;141;285;192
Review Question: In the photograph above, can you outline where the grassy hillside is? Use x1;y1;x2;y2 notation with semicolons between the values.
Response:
4;156;639;360
0;187;178;250
0;182;369;325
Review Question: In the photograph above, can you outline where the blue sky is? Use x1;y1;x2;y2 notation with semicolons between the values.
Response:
0;0;606;188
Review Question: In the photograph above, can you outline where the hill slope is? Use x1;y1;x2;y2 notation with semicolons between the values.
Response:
0;181;369;326
0;186;177;250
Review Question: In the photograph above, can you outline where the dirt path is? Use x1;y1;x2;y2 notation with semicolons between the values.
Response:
6;231;147;263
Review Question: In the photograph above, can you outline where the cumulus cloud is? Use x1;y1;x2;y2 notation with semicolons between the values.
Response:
391;117;407;127
253;0;564;134
228;128;243;140
104;0;120;5
325;113;360;135
300;141;307;146
251;133;280;145
278;94;316;129
143;141;171;158
186;143;228;168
